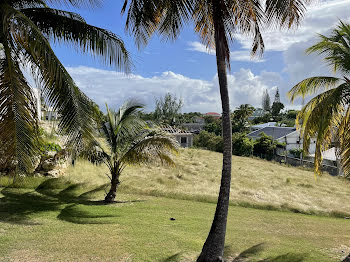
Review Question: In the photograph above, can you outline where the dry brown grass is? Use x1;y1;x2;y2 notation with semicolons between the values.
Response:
66;148;350;216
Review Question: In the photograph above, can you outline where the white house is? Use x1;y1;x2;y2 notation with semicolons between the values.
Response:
276;129;316;155
32;87;59;121
248;126;316;154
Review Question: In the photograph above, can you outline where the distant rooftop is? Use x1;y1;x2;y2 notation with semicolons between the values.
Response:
252;122;277;129
205;112;221;117
161;125;192;135
248;126;296;140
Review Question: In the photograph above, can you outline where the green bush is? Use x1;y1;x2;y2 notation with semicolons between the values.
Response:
232;133;254;156
194;131;222;152
40;142;61;153
289;148;304;158
253;132;277;159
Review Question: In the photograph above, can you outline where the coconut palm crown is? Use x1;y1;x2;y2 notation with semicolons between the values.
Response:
82;101;179;203
289;21;350;176
0;0;131;174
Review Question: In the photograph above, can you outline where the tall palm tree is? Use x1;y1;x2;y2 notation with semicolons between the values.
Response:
289;21;350;177
0;0;130;174
120;0;311;260
82;101;179;203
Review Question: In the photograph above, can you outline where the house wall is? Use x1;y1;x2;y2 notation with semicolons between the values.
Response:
174;134;193;148
277;131;316;154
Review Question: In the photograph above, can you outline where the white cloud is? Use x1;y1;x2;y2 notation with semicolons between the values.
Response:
67;66;279;112
236;0;350;52
187;41;265;63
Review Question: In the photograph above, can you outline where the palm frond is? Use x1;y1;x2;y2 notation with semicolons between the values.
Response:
121;129;179;166
265;0;311;29
288;76;343;102
78;138;111;167
297;83;348;175
337;108;350;177
306;21;350;74
122;0;160;48
102;101;145;155
0;42;39;173
5;6;95;152
44;0;101;8
20;7;131;72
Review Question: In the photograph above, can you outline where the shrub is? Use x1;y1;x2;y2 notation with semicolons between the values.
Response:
232;133;254;156
289;148;304;158
253;132;277;160
194;131;222;152
40;142;62;153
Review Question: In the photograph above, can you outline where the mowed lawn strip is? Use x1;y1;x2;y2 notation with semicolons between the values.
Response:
0;187;349;262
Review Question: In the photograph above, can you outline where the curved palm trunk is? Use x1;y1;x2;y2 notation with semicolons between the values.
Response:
104;172;120;203
197;2;232;261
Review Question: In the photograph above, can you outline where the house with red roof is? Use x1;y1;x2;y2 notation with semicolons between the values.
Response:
205;112;221;119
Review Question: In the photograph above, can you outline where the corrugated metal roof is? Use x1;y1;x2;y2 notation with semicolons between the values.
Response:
248;127;296;140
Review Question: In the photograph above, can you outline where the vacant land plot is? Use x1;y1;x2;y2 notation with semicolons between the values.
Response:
66;148;350;217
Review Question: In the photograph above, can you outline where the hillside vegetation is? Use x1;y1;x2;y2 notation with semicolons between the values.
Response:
66;148;350;217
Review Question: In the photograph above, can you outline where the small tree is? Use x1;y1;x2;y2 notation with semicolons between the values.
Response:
83;101;179;203
271;102;284;121
154;93;183;125
194;131;223;152
253;133;277;160
232;104;254;133
204;117;222;136
262;89;271;112
232;133;254;157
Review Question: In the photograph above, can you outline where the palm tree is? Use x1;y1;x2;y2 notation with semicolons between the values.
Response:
120;1;311;260
232;104;254;132
0;0;130;174
82;101;179;203
289;21;350;177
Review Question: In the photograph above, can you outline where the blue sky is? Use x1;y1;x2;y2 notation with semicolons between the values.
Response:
50;0;350;112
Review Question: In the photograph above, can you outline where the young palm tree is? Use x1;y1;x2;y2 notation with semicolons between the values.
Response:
82;101;179;203
0;0;130;174
289;21;350;177
120;1;312;260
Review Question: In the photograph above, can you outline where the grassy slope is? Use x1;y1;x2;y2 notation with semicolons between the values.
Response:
67;148;350;217
1;148;350;261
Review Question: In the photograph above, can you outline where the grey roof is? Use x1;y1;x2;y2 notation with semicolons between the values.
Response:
248;127;296;140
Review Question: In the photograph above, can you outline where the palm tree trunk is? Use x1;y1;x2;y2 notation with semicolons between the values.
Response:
197;2;232;261
104;172;120;203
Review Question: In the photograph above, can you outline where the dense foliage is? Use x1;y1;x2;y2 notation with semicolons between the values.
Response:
253;133;278;160
232;133;254;157
0;0;130;174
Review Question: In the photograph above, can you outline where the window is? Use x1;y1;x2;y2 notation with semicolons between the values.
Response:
180;137;187;144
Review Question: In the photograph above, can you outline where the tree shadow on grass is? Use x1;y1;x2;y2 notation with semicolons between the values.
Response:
160;252;183;262
226;243;306;262
258;253;306;262
0;178;144;225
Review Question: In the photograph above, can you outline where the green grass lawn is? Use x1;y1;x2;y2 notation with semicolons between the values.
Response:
1;184;350;262
1;148;350;261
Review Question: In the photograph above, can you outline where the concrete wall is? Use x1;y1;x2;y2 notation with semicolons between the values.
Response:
274;154;338;176
174;134;193;148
